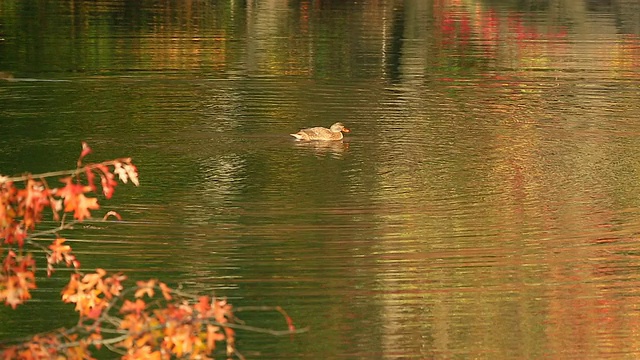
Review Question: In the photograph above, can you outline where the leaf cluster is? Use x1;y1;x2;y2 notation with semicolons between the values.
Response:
0;143;300;359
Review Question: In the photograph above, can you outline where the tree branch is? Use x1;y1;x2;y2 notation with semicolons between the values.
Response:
0;158;132;184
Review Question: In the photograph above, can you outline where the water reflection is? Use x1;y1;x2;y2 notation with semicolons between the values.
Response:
292;140;350;158
0;71;14;81
1;0;640;358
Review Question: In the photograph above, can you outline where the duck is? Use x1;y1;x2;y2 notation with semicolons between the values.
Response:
290;122;350;141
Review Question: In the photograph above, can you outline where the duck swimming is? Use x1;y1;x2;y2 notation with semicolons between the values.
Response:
290;122;350;141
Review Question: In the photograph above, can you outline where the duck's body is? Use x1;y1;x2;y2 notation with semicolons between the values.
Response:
290;122;350;141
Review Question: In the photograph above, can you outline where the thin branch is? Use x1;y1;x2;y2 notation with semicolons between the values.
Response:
103;341;126;356
235;305;287;312
234;348;247;360
25;219;80;241
1;158;132;184
58;332;130;350
220;322;309;336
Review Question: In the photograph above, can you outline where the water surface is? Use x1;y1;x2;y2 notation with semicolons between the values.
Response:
2;0;640;358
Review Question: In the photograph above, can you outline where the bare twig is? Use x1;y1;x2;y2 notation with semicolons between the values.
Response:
0;158;132;184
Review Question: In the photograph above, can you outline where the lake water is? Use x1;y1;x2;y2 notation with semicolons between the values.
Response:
2;0;640;358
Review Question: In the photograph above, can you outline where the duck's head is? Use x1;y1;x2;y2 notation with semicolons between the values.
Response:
330;122;350;133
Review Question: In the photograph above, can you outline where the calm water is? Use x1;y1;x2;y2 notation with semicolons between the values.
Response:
2;0;640;358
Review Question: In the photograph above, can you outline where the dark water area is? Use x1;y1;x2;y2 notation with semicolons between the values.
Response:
2;0;640;358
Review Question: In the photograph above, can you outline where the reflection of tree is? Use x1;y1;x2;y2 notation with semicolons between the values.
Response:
0;0;240;73
369;1;640;358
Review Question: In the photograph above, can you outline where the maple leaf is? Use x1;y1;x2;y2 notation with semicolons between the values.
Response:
206;325;224;351
102;186;114;200
122;346;162;360
97;165;118;199
82;269;106;291
121;299;146;315
61;270;111;318
85;167;96;192
49;237;71;258
105;272;127;297
114;163;129;184
76;141;92;168
57;177;98;220
135;279;156;298
124;163;139;186
21;179;50;231
87;304;105;319
51;198;63;213
15;268;36;296
212;298;232;324
62;274;81;303
57;177;85;199
2;224;27;248
194;296;211;316
80;142;92;160
3;274;35;309
0;346;18;359
73;194;99;221
0;252;36;308
4;277;24;309
47;237;79;276
159;282;172;300
224;326;236;355
164;323;197;358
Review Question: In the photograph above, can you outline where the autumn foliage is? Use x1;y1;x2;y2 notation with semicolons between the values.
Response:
0;143;297;359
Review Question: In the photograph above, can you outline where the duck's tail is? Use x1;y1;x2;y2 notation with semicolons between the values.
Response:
290;133;304;140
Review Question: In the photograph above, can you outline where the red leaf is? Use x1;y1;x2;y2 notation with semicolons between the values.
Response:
97;165;117;199
85;167;96;192
80;142;92;160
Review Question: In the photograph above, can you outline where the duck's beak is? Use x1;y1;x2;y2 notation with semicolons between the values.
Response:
343;128;350;133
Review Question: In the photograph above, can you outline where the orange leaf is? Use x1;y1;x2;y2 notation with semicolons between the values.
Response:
3;277;26;309
57;177;85;199
206;324;224;351
0;253;36;308
88;332;103;349
105;272;127;297
121;299;146;315
57;177;97;220
49;237;71;255
73;194;99;221
61;270;109;317
194;296;211;316
159;282;172;300
47;237;79;276
135;279;156;298
61;274;81;303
